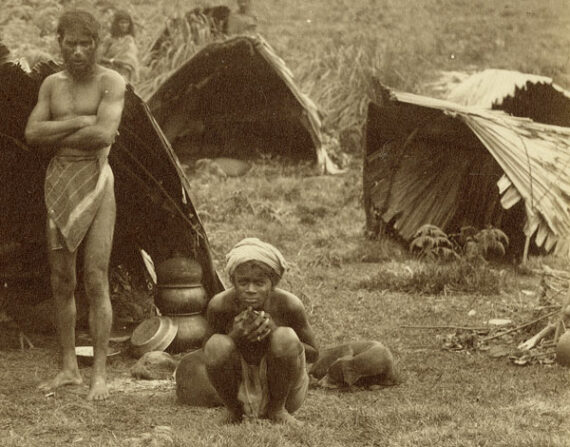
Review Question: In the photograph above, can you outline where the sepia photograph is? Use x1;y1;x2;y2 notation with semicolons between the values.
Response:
0;0;569;445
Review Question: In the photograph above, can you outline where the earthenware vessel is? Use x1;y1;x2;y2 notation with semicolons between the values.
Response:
167;314;209;353
155;257;203;285
155;284;207;314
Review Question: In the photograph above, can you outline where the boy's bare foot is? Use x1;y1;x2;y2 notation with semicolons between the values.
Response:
87;376;109;401
267;409;303;425
38;370;83;392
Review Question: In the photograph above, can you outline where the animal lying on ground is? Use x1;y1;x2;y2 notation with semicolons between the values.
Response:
309;340;400;387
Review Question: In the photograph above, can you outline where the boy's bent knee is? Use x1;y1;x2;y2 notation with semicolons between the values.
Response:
269;327;301;357
204;334;237;365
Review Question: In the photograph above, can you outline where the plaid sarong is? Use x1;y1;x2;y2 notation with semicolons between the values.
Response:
44;154;113;252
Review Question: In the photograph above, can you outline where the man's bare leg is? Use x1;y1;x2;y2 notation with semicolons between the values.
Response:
204;334;244;423
83;179;115;401
39;246;83;392
266;327;304;424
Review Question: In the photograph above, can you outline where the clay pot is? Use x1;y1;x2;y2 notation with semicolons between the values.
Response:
155;284;207;314
156;257;203;286
168;314;209;353
556;331;570;367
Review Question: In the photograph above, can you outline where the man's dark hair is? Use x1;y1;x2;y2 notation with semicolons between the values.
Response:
110;10;135;37
57;10;101;43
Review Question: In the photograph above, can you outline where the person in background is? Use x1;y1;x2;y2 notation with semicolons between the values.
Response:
226;0;257;35
203;238;318;424
24;9;126;401
99;10;139;83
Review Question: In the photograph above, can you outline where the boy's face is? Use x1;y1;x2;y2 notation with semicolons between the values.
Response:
232;263;273;311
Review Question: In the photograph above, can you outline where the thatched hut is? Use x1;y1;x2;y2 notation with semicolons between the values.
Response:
144;35;341;174
363;78;570;259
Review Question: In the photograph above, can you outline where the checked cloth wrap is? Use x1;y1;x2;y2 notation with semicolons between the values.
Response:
44;153;113;252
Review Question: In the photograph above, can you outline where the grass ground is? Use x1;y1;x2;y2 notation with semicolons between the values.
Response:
1;164;569;447
1;0;569;446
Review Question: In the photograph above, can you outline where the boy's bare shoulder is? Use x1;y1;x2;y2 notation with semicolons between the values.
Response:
272;288;304;309
208;289;237;311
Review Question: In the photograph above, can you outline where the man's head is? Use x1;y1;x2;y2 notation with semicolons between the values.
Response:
226;238;287;310
110;10;134;37
57;10;100;80
237;0;252;13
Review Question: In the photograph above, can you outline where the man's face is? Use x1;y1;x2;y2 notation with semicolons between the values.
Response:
60;29;97;80
233;263;273;311
237;0;251;12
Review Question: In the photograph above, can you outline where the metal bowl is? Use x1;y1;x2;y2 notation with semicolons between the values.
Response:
129;316;177;358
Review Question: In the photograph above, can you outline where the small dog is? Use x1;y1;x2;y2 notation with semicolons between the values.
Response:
309;340;399;388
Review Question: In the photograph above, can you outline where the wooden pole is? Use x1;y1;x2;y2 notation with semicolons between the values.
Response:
522;234;531;264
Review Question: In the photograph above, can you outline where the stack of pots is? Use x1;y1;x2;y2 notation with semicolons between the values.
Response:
155;256;209;353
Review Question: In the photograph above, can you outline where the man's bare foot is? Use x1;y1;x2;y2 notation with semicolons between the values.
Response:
38;370;83;392
267;409;303;425
218;408;243;424
87;376;109;401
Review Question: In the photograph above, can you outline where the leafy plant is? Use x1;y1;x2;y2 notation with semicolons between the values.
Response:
409;224;458;261
474;226;509;259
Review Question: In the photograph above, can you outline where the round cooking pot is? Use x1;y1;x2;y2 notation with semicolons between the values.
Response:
167;314;209;353
156;257;203;285
155;284;207;314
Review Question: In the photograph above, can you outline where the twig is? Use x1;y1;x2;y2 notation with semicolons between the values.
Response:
481;310;560;342
517;323;556;351
401;325;489;331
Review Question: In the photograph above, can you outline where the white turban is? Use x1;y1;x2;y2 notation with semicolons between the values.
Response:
226;237;288;278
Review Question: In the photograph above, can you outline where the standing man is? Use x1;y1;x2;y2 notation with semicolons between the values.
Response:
204;238;318;424
25;10;126;401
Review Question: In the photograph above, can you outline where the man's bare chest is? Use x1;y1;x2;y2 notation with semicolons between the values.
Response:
51;80;101;117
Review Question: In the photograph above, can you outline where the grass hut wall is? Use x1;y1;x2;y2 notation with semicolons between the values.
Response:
363;80;570;259
144;35;340;174
0;60;223;330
